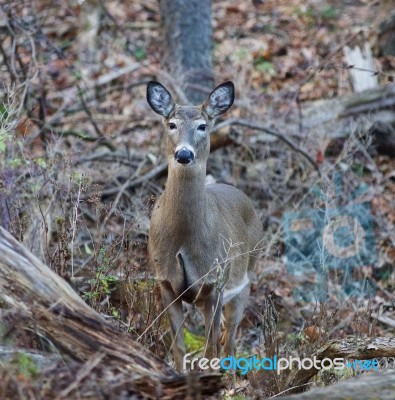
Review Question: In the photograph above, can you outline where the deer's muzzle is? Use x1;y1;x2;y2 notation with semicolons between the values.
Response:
175;147;195;165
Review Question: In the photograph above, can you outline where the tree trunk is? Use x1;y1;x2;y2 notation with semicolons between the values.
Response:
0;227;223;399
377;1;395;56
159;0;214;104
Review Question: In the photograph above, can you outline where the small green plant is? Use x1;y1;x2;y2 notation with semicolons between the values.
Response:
0;103;7;118
234;48;249;62
184;328;205;353
83;246;118;305
8;157;23;167
111;307;121;320
294;5;315;20
352;162;365;176
134;47;146;61
35;157;47;168
285;332;304;349
321;5;337;20
0;128;10;153
254;57;276;76
13;354;38;378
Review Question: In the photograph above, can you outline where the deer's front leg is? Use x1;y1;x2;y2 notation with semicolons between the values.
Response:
203;291;223;360
160;281;186;371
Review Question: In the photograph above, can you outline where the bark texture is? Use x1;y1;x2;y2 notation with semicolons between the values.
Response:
0;227;223;399
159;0;214;104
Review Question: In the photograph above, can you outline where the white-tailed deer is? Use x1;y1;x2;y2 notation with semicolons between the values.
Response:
147;81;262;371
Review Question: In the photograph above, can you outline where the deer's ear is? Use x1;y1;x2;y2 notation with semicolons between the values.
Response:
203;81;234;119
147;81;175;117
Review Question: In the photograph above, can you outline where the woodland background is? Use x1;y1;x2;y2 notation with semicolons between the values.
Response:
0;0;394;398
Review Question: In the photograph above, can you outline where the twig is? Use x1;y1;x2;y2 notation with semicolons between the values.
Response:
212;118;320;173
93;62;148;87
73;151;138;168
57;353;105;399
370;313;395;329
155;69;190;104
100;162;168;196
47;63;148;101
269;382;314;398
31;127;116;151
292;29;363;129
76;82;114;151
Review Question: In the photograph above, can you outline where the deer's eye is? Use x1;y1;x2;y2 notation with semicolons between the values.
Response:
197;124;206;131
169;122;177;130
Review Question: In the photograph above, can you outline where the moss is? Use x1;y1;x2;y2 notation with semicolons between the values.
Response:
183;329;205;353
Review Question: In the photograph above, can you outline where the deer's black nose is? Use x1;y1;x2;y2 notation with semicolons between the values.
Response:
175;148;194;164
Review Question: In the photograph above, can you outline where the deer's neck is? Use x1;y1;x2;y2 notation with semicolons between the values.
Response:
163;163;207;227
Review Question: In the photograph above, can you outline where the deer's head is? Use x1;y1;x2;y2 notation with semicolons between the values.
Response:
147;81;234;167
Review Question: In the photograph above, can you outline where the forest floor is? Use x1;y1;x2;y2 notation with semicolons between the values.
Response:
0;0;394;398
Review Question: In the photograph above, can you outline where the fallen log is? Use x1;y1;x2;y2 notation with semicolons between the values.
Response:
300;83;395;130
281;369;395;400
285;336;395;395
0;226;223;399
300;83;395;157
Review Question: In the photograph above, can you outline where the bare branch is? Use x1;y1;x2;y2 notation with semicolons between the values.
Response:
212;118;321;173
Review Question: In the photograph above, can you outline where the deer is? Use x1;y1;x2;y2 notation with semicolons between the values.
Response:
146;80;262;371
